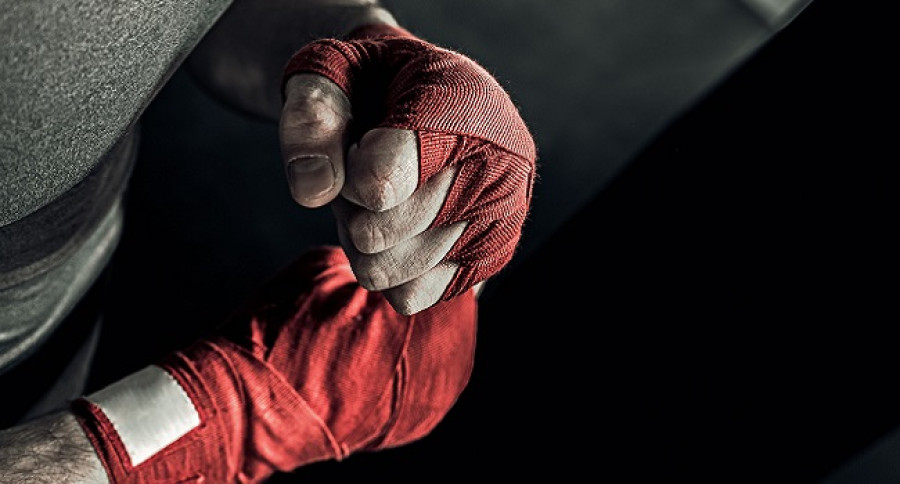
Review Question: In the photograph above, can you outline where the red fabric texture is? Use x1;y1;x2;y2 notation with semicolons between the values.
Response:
282;24;538;300
72;246;477;483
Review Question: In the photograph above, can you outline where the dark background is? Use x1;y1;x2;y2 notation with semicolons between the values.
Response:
90;1;896;482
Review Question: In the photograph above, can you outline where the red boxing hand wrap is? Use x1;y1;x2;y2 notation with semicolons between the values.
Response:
282;24;538;300
73;246;477;483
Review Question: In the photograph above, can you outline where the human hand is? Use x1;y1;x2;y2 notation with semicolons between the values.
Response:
72;246;477;482
279;24;537;315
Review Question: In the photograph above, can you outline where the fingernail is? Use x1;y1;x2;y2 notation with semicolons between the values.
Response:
288;156;335;201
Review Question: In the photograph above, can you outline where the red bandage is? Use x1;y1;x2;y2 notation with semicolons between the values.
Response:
72;246;477;483
282;24;538;300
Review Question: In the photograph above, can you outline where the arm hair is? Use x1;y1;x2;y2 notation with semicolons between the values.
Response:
0;411;107;483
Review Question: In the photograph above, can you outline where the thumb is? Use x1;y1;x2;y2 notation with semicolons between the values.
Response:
279;73;352;208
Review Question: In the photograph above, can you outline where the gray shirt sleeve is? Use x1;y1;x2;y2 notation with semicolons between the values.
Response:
0;0;232;226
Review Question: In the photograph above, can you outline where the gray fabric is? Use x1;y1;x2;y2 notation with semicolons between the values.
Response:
0;194;123;374
0;0;233;227
0;0;233;379
0;126;138;375
0;129;138;287
19;316;102;423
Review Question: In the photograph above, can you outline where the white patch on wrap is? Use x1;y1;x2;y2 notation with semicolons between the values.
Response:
85;365;200;466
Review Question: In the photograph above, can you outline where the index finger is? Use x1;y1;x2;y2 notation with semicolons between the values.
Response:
342;127;419;212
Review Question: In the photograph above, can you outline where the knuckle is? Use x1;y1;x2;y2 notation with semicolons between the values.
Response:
347;130;417;211
347;214;387;254
282;82;350;135
384;289;417;316
353;255;394;292
347;166;404;212
384;287;423;316
385;281;439;316
282;103;341;134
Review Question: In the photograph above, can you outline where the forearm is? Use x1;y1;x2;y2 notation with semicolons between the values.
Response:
0;411;107;483
0;247;476;482
187;0;398;121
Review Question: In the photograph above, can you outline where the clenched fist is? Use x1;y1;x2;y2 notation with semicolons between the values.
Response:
280;24;537;315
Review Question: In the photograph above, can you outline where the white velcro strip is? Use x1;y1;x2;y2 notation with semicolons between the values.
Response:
86;365;201;466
